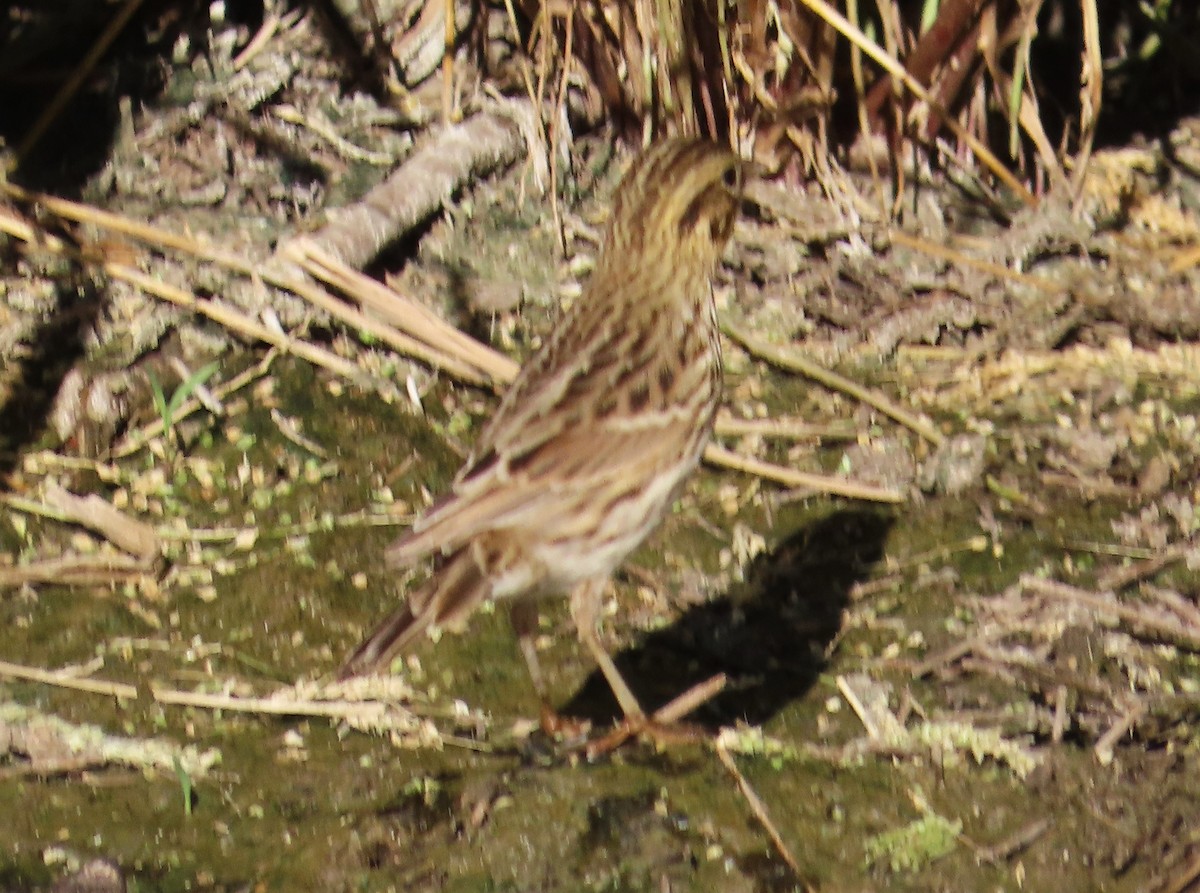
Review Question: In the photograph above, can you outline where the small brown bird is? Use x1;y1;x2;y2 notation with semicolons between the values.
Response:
340;137;743;736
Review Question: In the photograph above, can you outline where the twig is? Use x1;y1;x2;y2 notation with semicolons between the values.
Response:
972;818;1050;864
910;635;991;678
1145;586;1200;633
17;451;122;479
1051;685;1068;744
1038;469;1133;499
232;8;283;69
279;105;525;270
0;659;138;700
0;758;119;780
1096;540;1195;591
43;482;160;560
584;673;728;756
653;673;726;725
0;182;258;274
714;741;805;880
0;200;392;401
724;322;945;446
1024;576;1200;652
0;494;72;524
1093;702;1145;764
836;673;881;739
270;408;329;458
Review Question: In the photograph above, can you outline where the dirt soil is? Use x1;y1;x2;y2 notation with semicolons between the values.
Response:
4;8;1200;893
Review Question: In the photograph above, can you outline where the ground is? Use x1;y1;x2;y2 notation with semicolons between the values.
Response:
4;14;1200;893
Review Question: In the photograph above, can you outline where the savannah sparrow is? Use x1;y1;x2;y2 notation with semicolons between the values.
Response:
340;137;743;736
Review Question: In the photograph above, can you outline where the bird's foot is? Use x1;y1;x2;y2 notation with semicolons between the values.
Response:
538;702;592;748
584;672;728;759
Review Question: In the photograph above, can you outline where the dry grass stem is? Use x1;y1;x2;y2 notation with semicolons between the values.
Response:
714;414;857;441
277;252;495;387
287;243;519;386
726;323;944;446
152;686;412;721
105;263;388;392
1070;0;1103;199
1;195;388;395
904;340;1200;416
0;553;151;588
704;444;903;504
796;0;1035;206
0;659;138;700
1;182;259;276
152;509;412;544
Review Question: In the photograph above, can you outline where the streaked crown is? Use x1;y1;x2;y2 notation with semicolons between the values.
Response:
602;137;743;265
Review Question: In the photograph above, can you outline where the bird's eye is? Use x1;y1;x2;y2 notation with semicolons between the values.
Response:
722;166;740;191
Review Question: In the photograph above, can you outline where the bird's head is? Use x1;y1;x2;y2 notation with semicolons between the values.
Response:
603;137;744;267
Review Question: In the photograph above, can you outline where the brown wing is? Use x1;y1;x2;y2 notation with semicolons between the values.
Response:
386;407;711;567
386;288;718;567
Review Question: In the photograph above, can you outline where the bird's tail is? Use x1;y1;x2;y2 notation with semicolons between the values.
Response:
338;549;487;680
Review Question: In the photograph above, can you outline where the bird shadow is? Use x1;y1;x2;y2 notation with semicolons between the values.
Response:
561;508;895;729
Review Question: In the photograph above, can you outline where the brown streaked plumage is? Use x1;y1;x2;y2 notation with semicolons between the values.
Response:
340;137;743;729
